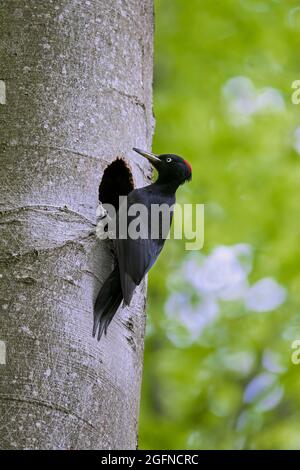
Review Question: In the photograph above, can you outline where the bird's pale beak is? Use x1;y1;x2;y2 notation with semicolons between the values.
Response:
133;148;160;164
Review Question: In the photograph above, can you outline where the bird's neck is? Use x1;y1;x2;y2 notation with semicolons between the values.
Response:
154;177;181;195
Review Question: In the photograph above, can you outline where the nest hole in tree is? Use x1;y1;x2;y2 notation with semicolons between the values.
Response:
99;158;134;211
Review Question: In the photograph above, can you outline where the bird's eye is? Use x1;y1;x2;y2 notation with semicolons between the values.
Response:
166;157;172;163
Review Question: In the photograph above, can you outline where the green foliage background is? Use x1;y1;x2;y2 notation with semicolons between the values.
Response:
139;0;300;449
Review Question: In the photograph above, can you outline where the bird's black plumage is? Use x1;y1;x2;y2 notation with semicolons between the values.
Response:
93;148;192;340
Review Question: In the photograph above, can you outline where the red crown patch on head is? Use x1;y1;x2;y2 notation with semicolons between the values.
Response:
184;160;192;173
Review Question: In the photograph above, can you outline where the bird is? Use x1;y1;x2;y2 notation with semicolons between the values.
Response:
93;148;192;341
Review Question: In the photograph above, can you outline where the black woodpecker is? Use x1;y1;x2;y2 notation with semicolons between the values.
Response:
93;148;192;340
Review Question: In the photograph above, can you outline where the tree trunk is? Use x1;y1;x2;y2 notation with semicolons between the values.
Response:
0;0;154;450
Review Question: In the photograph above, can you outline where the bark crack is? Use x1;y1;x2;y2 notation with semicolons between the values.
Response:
0;395;96;430
1;143;110;164
0;233;96;263
99;86;146;111
0;205;96;227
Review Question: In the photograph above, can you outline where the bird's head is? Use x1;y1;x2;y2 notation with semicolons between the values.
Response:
133;148;192;186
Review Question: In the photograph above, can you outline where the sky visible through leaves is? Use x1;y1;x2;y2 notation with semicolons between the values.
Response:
139;0;300;450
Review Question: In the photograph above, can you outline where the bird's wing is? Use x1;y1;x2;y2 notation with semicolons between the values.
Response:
115;188;173;305
116;236;164;305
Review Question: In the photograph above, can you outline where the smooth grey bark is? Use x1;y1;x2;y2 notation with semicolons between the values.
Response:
0;0;154;449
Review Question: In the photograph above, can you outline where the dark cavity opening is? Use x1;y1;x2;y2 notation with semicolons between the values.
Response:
99;158;134;212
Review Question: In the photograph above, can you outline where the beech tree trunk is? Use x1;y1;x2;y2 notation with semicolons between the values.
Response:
0;0;154;449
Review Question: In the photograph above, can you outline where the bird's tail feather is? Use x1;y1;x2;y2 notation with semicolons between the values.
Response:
93;265;123;341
